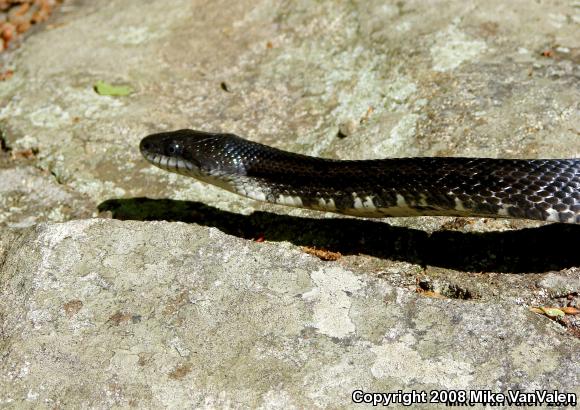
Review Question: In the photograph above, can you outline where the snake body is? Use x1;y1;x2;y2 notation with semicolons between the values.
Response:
140;129;580;224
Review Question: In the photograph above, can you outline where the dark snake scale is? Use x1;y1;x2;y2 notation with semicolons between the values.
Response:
140;129;580;224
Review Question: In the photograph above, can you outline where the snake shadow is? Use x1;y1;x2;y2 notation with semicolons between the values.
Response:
98;197;580;274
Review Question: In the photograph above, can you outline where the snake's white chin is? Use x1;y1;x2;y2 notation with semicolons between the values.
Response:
143;153;197;176
143;152;242;195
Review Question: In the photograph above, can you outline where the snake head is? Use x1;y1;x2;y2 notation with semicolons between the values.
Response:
140;129;245;184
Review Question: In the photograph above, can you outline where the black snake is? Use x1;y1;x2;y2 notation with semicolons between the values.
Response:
140;129;580;224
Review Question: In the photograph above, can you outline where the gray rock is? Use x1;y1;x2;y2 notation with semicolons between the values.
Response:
0;166;93;228
538;272;580;298
0;0;578;228
0;220;578;407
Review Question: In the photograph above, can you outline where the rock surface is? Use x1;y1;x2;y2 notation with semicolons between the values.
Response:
0;220;578;407
0;0;579;407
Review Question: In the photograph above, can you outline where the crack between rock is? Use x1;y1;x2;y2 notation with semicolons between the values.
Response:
0;130;12;153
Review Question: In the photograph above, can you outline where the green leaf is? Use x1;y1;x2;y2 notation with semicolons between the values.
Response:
539;307;565;318
93;80;133;96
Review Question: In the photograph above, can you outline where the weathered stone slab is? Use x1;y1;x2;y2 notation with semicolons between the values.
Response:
0;220;577;407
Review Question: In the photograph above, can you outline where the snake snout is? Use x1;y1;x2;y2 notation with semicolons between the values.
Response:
139;134;163;158
140;133;186;161
140;130;214;177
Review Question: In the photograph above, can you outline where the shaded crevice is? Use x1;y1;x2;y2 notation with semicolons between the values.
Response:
0;129;11;153
49;169;65;185
98;197;580;274
417;279;476;300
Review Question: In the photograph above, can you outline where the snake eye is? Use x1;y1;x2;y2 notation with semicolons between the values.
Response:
166;142;183;156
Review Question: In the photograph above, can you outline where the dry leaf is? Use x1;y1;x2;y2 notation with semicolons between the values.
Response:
302;246;341;261
417;289;446;299
561;306;580;315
